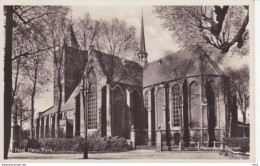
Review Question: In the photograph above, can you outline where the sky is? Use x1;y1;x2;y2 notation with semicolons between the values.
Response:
34;6;249;122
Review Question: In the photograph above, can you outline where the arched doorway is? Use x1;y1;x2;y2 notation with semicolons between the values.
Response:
206;81;217;147
112;86;124;137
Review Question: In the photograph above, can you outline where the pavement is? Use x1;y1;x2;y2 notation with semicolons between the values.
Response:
7;149;250;160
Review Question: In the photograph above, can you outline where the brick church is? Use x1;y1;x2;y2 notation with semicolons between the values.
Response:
35;14;232;148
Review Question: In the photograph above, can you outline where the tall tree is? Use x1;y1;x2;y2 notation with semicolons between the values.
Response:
40;6;70;138
4;6;71;158
225;65;249;137
154;6;249;57
95;18;139;83
23;49;50;139
4;6;14;159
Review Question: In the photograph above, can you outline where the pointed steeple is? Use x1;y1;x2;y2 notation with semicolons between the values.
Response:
137;9;148;67
70;25;79;48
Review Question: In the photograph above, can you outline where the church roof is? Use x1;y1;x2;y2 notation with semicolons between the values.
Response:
143;45;224;87
92;49;143;87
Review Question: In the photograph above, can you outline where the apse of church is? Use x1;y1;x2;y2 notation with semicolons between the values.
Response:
143;75;230;146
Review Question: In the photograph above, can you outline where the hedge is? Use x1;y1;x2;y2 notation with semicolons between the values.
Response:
38;135;131;152
225;137;250;152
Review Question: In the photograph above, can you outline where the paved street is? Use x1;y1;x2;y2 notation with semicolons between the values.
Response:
7;150;249;160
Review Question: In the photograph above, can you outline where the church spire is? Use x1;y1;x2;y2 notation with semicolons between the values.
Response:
137;9;148;67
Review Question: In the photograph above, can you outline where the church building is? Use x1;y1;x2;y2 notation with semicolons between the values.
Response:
35;14;232;148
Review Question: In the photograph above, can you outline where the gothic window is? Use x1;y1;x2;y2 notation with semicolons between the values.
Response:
190;81;201;128
144;91;149;129
156;88;166;129
172;85;181;127
112;86;124;137
132;90;139;129
87;72;97;129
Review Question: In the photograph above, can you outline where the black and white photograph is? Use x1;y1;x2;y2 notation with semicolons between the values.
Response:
1;0;255;163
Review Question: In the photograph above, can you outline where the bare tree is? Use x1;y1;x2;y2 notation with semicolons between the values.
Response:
74;14;99;51
39;7;70;138
225;65;249;137
154;6;249;56
95;18;139;83
23;47;51;139
4;6;69;158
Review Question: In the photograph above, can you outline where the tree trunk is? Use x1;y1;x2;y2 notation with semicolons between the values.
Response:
4;6;14;159
242;111;246;138
30;82;36;139
56;80;62;138
19;112;23;140
230;95;238;137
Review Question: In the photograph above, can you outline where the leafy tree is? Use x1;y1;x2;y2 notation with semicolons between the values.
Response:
154;6;249;57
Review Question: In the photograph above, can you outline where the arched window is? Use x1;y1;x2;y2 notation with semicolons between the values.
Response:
132;90;139;129
172;85;181;127
87;72;97;129
156;88;165;129
112;86;124;137
144;91;149;129
190;81;201;128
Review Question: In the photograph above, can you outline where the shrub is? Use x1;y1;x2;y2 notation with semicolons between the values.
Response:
39;136;131;153
20;139;41;151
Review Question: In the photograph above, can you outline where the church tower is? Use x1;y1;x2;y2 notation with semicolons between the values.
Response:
137;10;148;67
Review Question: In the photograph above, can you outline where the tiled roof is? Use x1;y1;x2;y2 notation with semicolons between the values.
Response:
143;45;223;87
93;49;143;87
